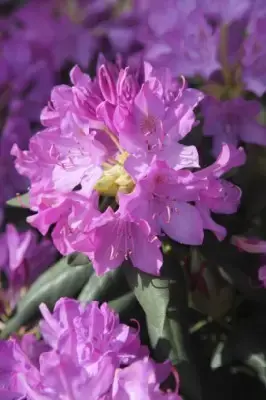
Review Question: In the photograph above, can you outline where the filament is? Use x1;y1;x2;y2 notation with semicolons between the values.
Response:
104;127;124;154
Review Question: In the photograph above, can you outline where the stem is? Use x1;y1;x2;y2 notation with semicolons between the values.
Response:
220;24;231;87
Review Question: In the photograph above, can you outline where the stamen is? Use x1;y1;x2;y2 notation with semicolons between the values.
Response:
165;206;171;223
179;75;186;91
104;127;124;153
110;245;116;260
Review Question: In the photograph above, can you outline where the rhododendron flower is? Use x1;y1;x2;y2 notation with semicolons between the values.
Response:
200;0;252;24
0;224;57;308
242;11;266;96
39;298;147;366
0;298;180;399
202;97;266;155
13;58;245;276
112;0;266;98
111;1;220;79
112;357;181;399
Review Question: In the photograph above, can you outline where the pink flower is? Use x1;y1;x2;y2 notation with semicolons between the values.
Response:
202;97;266;155
75;207;163;276
112;357;181;399
0;298;180;399
12;58;244;276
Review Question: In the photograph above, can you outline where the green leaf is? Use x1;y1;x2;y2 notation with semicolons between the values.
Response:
108;292;136;316
214;312;266;388
201;233;266;304
123;255;202;400
0;254;93;339
6;193;30;208
78;267;126;303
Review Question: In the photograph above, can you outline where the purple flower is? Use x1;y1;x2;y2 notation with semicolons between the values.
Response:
120;159;205;245
111;0;266;97
0;224;57;308
12;58;244;276
200;0;252;24
0;337;39;394
0;391;26;400
202;97;266;155
121;144;245;244
0;0;119;229
23;352;115;400
112;357;181;400
28;191;100;256
75;207;163;276
110;1;220;79
242;13;266;96
0;298;180;399
39;298;146;367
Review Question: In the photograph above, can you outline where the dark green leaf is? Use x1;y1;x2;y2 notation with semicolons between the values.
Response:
0;255;93;338
123;255;202;400
78;267;126;303
214;310;266;387
201;233;266;304
6;193;30;208
0;0;28;15
108;292;136;316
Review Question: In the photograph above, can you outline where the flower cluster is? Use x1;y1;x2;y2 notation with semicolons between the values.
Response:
0;224;57;309
12;59;246;276
0;298;181;399
112;0;266;154
0;0;115;221
120;0;266;91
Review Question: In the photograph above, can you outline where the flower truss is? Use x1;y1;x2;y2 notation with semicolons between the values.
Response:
12;58;246;276
0;298;181;399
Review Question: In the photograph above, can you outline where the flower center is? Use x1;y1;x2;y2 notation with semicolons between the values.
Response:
140;115;157;136
94;151;135;197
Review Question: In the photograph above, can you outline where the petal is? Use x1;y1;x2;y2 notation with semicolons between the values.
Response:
231;236;266;254
160;202;204;245
161;143;199;170
130;220;162;275
195;143;246;179
80;209;125;275
135;83;164;121
196;204;226;241
27;201;68;235
52;218;75;256
240;121;266;146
